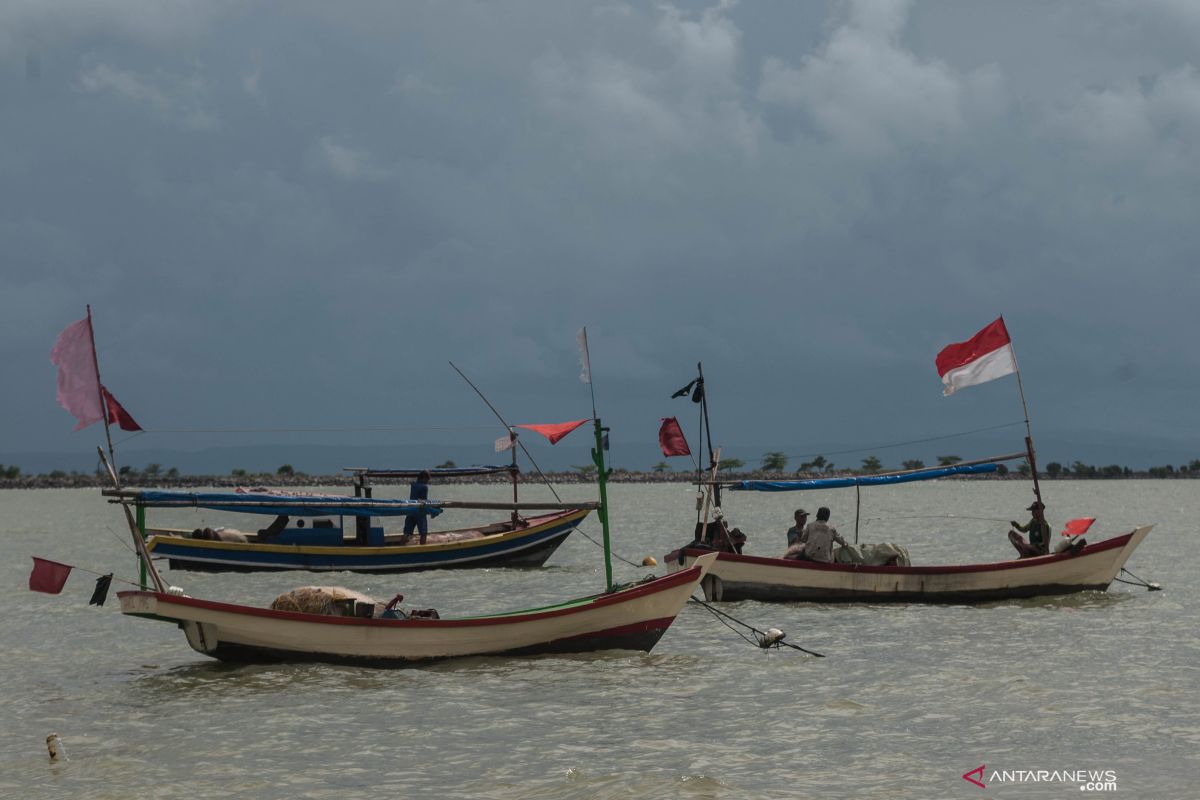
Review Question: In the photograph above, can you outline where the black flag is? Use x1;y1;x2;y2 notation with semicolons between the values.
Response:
672;377;704;403
671;379;697;399
89;574;113;606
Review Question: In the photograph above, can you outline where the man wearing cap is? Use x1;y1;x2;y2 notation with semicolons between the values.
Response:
1008;501;1050;558
795;507;846;563
786;509;810;548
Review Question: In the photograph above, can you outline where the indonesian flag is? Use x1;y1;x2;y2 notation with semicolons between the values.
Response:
658;417;691;457
516;419;589;445
1062;517;1096;537
29;557;73;594
935;317;1017;396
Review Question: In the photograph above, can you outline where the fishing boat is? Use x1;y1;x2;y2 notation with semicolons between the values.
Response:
659;320;1155;604
100;329;716;665
664;462;1154;603
129;466;590;574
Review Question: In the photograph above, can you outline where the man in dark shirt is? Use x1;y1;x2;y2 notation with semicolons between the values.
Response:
786;509;810;548
403;470;432;545
1009;501;1050;557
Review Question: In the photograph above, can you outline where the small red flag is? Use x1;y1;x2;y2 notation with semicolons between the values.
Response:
29;557;73;594
658;417;691;457
101;386;142;431
516;419;589;445
1061;517;1096;537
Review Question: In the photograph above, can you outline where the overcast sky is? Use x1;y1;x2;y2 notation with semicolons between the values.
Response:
3;0;1199;469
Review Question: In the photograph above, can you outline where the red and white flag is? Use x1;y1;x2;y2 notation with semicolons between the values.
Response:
935;317;1017;396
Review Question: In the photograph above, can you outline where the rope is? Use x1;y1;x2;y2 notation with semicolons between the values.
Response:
688;596;825;657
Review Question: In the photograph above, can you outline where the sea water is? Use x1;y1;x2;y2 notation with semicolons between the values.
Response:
1;480;1195;798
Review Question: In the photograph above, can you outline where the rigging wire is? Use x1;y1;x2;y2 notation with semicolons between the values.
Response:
748;420;1028;464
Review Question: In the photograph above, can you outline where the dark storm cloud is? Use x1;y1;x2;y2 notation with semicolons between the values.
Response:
2;0;1199;467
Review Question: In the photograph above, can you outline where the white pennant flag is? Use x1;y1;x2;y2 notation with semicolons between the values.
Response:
495;432;515;452
576;327;591;385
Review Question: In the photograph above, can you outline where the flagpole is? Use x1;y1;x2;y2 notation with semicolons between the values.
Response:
86;306;117;470
577;329;613;590
1007;323;1044;511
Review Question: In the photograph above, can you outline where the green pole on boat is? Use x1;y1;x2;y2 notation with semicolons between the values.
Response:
591;418;614;591
136;503;148;589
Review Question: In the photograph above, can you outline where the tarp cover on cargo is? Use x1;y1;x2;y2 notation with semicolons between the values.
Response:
730;462;998;492
132;489;444;518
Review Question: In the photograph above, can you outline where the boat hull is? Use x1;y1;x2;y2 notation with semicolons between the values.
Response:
148;510;587;574
118;554;716;667
666;526;1152;603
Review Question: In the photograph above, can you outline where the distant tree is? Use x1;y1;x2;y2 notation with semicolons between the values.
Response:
652;461;671;473
717;458;745;471
761;452;788;472
936;455;962;466
165;467;180;479
1101;464;1123;478
861;456;882;473
995;464;1009;476
436;460;456;469
1071;461;1095;478
1190;459;1200;472
0;464;19;479
901;459;925;471
144;463;161;476
49;469;67;479
277;464;295;476
231;468;247;477
119;465;133;477
1017;461;1031;476
798;455;828;474
1045;462;1063;477
571;464;598;477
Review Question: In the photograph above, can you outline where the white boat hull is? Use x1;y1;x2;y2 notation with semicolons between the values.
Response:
667;527;1152;603
119;554;715;666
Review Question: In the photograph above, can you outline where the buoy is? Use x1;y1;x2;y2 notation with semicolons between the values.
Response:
642;556;658;567
46;733;67;761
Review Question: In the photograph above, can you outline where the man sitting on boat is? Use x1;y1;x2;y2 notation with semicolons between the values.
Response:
784;506;847;563
786;509;810;548
1008;501;1050;558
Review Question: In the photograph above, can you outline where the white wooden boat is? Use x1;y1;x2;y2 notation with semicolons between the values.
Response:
117;554;715;666
667;527;1151;603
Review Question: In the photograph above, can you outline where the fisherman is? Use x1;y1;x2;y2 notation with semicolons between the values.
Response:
403;469;432;545
795;506;846;563
786;509;810;547
1009;500;1050;558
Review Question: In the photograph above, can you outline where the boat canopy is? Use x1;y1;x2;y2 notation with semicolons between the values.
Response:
729;462;999;492
113;489;445;518
345;465;517;479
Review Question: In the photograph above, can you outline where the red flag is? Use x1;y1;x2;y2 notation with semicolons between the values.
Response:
29;557;73;594
1061;517;1096;537
102;386;142;431
516;419;589;445
658;417;691;457
935;317;1016;396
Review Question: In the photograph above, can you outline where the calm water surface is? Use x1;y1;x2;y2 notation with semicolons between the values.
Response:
1;481;1195;799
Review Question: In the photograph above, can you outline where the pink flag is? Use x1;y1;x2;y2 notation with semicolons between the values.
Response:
516;419;589;445
935;317;1017;396
29;557;73;594
50;317;104;430
658;417;691;457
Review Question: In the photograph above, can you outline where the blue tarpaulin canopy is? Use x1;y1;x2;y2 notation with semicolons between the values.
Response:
729;462;999;492
129;490;444;518
346;465;516;479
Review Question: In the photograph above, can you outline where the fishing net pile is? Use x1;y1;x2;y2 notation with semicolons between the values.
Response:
834;543;912;566
270;586;385;617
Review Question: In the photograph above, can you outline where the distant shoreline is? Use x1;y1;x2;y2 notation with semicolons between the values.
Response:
2;470;1195;490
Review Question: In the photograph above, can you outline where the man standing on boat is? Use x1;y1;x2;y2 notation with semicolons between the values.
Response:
786;509;810;548
404;470;432;545
1009;501;1050;558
